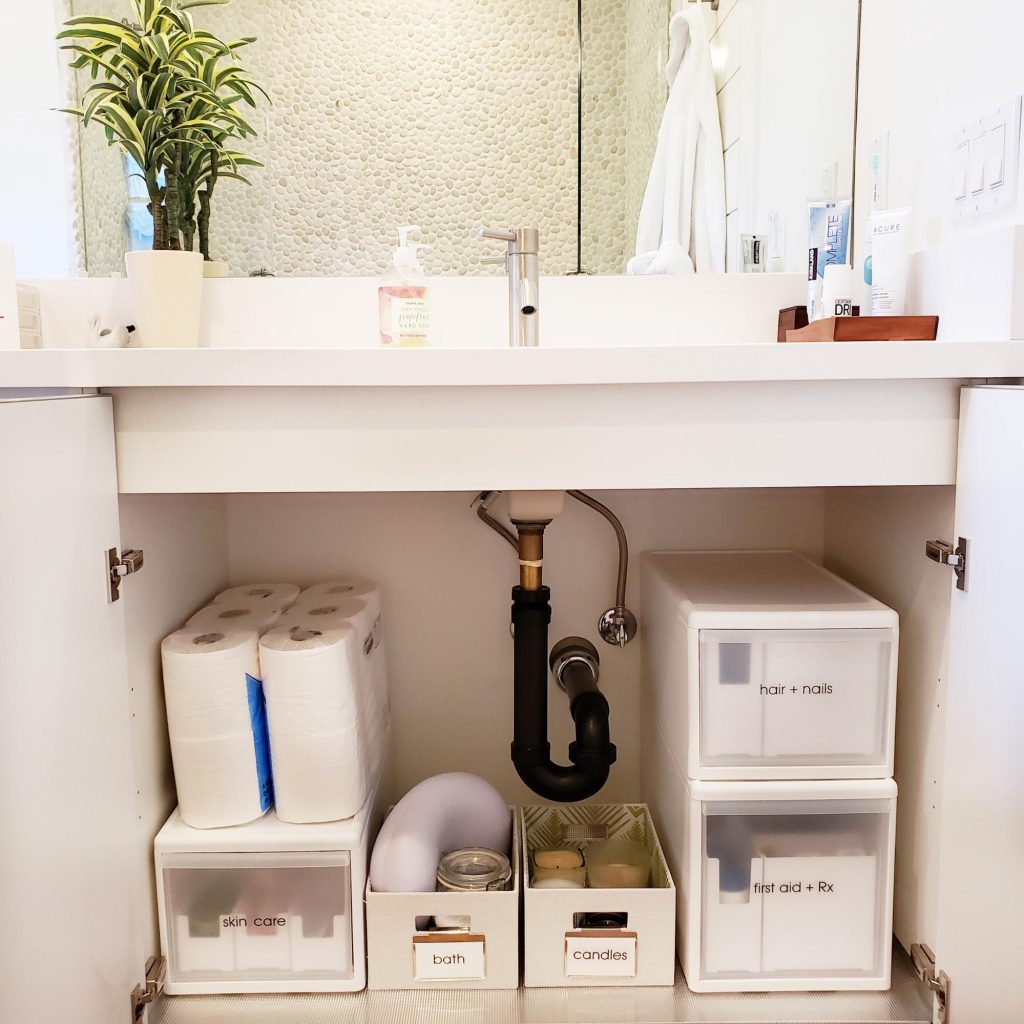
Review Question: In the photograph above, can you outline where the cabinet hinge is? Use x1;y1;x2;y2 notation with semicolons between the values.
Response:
925;537;970;592
107;547;144;603
129;955;165;1022
911;943;950;1024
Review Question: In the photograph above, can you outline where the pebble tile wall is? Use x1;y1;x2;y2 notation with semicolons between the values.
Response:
72;0;664;278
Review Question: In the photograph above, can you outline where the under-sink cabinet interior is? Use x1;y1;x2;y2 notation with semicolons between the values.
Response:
9;382;1020;1023
113;484;952;1021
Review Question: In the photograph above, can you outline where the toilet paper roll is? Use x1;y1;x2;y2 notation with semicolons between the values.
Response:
187;600;283;636
214;583;300;610
171;732;268;829
161;626;273;828
288;592;385;686
162;627;262;740
295;580;378;608
278;597;387;722
259;623;363;734
277;596;368;631
271;725;370;823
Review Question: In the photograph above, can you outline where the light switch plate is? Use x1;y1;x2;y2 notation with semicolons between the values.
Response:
953;96;1021;222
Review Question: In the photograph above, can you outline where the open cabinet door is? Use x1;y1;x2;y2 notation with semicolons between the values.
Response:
934;386;1024;1023
0;395;144;1023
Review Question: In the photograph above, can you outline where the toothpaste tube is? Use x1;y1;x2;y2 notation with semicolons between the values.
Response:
806;199;852;321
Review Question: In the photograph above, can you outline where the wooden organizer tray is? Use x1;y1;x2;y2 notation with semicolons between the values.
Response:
784;315;939;343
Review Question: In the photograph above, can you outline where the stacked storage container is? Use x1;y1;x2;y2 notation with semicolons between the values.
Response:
642;551;899;992
156;580;391;993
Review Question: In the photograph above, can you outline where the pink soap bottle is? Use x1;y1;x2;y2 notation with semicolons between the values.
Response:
378;225;431;347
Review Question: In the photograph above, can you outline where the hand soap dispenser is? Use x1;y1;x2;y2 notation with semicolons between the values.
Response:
379;225;431;347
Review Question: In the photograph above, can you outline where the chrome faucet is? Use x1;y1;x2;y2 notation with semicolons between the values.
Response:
477;227;539;348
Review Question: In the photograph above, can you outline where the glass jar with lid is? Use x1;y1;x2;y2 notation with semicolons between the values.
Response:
436;848;512;892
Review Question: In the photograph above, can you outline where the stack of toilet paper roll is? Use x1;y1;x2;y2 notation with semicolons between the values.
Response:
260;581;390;824
161;583;299;829
161;580;389;829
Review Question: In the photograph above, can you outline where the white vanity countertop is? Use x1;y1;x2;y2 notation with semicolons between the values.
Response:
5;273;1021;493
3;340;1024;388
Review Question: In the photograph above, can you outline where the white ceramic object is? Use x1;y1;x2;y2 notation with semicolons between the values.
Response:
85;313;131;349
368;773;511;893
126;249;203;347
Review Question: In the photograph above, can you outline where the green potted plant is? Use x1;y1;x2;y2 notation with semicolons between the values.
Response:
175;45;265;277
59;0;266;346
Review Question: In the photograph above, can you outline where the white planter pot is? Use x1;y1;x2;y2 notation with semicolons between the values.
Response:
203;260;230;279
126;250;204;348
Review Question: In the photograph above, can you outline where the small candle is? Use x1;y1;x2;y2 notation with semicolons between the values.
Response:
584;839;651;889
531;847;586;888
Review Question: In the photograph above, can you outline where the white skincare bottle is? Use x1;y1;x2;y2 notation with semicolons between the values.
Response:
868;208;911;316
378;225;431;347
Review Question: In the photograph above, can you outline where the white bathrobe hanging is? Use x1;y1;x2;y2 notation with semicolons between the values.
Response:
628;7;727;275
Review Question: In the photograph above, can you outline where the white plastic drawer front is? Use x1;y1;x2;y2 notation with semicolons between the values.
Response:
701;800;891;982
162;852;354;983
699;628;895;770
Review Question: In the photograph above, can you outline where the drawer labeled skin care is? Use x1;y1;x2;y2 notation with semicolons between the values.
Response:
681;778;897;992
642;551;899;780
163;853;353;982
155;799;378;994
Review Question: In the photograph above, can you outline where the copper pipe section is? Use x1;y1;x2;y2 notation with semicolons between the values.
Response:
517;525;545;590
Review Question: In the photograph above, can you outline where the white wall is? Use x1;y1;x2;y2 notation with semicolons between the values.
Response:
854;0;1024;265
0;2;80;277
223;489;826;806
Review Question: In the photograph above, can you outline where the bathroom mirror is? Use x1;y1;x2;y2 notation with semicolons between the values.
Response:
68;0;860;277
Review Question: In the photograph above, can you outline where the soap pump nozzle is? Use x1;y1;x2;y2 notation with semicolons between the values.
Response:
394;224;428;272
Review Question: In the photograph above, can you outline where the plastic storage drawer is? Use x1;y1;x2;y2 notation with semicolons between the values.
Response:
161;851;354;982
643;550;898;780
155;797;378;994
680;777;897;992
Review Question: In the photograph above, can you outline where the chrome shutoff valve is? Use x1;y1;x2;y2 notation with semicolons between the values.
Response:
598;606;638;648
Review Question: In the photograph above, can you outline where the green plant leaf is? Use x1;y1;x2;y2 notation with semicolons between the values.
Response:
60;45;134;86
57;21;133;47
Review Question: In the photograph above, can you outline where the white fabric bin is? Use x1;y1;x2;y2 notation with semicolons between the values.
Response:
521;804;676;988
365;810;520;990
